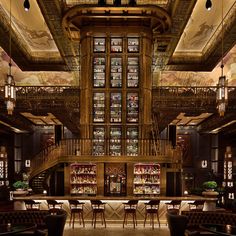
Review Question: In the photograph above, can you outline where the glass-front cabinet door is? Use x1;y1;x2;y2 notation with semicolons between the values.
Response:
93;127;105;156
94;38;106;53
111;38;122;53
110;127;122;156
126;126;138;156
110;92;122;123
93;92;105;122
127;37;139;53
93;57;106;87
110;57;122;88
127;93;139;123
127;57;139;88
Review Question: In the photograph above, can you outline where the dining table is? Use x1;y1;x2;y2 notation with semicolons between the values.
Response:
0;223;36;236
200;223;236;236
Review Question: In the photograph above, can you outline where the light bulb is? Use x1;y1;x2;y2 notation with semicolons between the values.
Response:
24;0;30;11
205;0;212;11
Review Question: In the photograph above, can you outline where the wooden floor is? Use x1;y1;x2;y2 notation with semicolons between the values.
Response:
64;223;170;236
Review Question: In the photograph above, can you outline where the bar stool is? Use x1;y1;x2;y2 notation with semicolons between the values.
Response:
90;200;106;228
144;200;160;229
24;200;41;210
188;200;205;211
123;200;138;228
68;200;85;228
165;200;182;214
47;200;63;214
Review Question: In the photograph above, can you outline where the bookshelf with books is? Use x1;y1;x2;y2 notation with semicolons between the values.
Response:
70;163;97;196
133;163;160;196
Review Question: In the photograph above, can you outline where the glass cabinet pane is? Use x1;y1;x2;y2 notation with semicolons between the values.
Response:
110;127;122;156
93;92;105;122
127;57;139;88
127;93;139;123
110;57;122;88
111;38;122;53
94;38;106;53
110;92;122;123
127;38;139;53
93;57;105;87
126;127;138;156
93;127;105;156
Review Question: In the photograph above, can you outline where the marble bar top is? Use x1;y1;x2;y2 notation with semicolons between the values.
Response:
13;194;217;201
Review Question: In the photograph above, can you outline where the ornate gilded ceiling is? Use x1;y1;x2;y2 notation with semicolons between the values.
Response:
0;0;235;72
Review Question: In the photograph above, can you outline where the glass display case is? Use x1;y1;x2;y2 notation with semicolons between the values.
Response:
133;163;160;196
109;127;122;156
126;126;138;156
127;57;139;88
94;38;106;53
93;127;105;156
110;92;122;123
127;37;139;53
104;163;126;196
93;57;106;87
93;92;105;122
111;38;122;53
70;163;97;196
127;93;139;122
110;57;122;87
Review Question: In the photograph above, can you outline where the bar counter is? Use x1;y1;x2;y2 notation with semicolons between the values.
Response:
13;195;217;224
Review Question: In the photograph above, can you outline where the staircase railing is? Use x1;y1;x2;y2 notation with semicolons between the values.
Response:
30;138;182;178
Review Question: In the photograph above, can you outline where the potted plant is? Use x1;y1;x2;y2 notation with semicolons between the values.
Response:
13;180;28;190
202;181;217;191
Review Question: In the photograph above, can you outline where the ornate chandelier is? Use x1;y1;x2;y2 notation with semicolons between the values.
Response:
4;0;16;115
216;0;228;117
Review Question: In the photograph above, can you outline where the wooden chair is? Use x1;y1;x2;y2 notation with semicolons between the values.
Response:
188;200;205;211
90;200;106;228
123;200;138;228
144;200;160;229
24;200;41;211
46;200;63;214
165;200;182;214
68;200;85;228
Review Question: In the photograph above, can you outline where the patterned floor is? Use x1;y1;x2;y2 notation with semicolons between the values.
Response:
64;223;170;236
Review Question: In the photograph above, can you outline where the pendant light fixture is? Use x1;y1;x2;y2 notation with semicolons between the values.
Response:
4;0;16;115
24;0;30;11
205;0;212;11
216;0;228;117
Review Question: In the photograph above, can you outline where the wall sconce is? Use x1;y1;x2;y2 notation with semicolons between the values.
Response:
25;160;30;167
201;160;208;168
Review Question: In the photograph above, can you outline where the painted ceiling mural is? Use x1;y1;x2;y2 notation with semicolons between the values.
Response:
160;45;236;87
0;0;60;58
0;48;76;86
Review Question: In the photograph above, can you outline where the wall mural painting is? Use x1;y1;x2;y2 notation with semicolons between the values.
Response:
0;48;76;86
